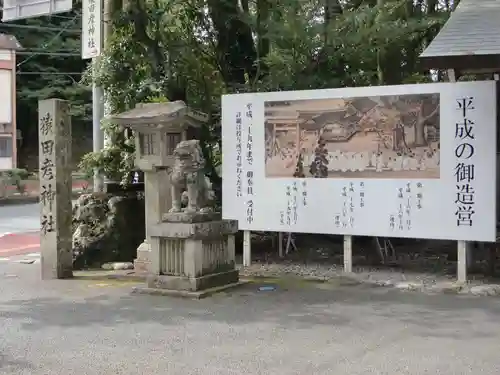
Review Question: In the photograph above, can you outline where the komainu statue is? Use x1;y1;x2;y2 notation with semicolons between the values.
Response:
169;139;213;214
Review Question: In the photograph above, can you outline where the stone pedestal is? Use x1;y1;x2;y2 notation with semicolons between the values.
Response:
134;240;152;273
133;169;170;274
146;215;239;293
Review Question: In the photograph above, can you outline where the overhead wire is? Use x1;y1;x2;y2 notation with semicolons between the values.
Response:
16;71;83;74
16;13;80;67
17;51;80;56
0;22;80;33
46;13;81;20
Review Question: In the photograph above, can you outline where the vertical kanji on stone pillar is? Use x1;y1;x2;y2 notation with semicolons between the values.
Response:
38;99;73;279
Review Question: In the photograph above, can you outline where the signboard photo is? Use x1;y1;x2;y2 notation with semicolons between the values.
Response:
222;81;498;242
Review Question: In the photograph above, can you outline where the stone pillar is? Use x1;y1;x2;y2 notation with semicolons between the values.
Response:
134;168;171;272
38;99;73;279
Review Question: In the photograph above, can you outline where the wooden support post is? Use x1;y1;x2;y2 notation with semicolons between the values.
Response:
457;240;469;283
278;232;284;257
343;235;353;273
243;230;251;267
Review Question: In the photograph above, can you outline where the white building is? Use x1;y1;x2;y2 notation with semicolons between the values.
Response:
0;34;22;170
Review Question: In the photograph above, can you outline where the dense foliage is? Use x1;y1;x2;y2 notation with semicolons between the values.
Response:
82;0;457;193
0;4;90;165
1;0;458;184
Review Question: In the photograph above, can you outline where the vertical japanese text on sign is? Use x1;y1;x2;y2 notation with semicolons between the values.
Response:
416;182;423;209
359;181;365;208
286;184;291;225
405;183;411;231
87;0;96;50
280;182;301;227
336;183;355;229
245;103;254;224
454;97;476;227
302;180;307;207
235;111;242;197
40;112;56;235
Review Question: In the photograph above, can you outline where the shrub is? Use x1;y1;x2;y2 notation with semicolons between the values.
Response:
3;168;29;193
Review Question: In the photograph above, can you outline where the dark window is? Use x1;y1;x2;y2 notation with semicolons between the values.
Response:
0;137;12;157
139;133;156;156
166;133;182;155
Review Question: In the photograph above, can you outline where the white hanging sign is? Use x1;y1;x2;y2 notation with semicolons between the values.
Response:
2;0;73;22
81;0;102;59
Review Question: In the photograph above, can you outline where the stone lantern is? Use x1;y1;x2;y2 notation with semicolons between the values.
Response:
109;101;207;273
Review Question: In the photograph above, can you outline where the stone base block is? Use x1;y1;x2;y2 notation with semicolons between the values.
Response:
136;241;151;256
134;240;152;273
132;280;248;299
162;211;221;223
149;219;237;240
146;269;239;292
136;251;151;262
146;220;238;293
133;259;151;273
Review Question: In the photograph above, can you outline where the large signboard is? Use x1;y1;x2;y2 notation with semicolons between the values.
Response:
81;0;102;59
222;81;498;242
2;0;72;22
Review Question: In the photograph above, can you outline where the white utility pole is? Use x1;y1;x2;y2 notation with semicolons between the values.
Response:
92;72;104;192
92;0;114;192
82;0;105;191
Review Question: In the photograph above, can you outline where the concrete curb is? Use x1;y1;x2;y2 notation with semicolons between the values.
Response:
132;281;249;300
241;273;363;287
70;269;500;297
72;271;146;282
239;271;500;296
0;191;85;206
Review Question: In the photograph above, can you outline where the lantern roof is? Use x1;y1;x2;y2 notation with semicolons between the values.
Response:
110;101;208;131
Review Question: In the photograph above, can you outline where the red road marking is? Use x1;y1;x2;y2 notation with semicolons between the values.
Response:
0;232;40;256
4;180;88;193
0;244;40;256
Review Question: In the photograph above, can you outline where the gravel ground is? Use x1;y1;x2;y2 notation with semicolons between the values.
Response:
2;259;500;374
237;234;500;296
238;261;500;296
238;261;453;284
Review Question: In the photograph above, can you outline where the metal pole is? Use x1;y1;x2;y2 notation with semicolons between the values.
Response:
103;0;112;134
92;0;107;192
92;69;104;192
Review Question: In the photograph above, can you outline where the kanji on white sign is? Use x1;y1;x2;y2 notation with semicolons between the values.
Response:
81;0;101;59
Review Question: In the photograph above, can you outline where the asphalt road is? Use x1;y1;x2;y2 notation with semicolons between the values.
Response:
0;203;39;236
1;260;500;375
0;203;40;257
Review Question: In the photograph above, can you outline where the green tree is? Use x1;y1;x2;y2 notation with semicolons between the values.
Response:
0;4;91;168
84;0;453;198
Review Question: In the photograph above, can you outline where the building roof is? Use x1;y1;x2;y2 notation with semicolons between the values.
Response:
0;34;22;50
420;0;500;71
311;110;348;126
349;97;378;113
109;101;208;129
